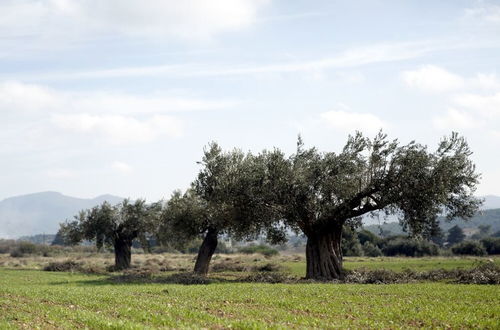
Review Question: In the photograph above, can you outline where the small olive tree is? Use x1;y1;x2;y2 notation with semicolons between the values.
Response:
60;199;162;270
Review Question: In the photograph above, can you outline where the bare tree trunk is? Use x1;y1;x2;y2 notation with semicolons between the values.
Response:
305;225;344;280
114;238;132;270
193;227;218;275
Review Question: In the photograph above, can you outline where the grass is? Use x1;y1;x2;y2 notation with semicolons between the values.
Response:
0;269;499;328
1;255;499;328
284;255;500;276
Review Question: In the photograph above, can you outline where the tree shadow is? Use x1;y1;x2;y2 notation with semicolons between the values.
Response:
48;272;239;286
47;270;300;286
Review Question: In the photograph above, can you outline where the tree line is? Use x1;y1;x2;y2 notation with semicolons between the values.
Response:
58;131;482;280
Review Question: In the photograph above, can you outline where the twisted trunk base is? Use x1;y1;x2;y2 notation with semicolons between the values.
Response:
305;228;343;280
114;238;132;270
193;227;218;275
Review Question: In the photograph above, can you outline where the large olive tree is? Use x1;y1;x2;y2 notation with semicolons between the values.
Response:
262;132;481;280
60;199;162;270
159;143;284;275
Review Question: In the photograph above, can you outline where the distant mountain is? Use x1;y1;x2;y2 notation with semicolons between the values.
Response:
481;195;500;210
364;208;500;236
0;191;123;239
362;195;500;226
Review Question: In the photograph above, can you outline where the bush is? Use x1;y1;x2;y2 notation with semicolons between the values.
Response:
181;239;204;254
451;241;487;256
9;249;24;258
17;242;38;254
342;240;363;256
238;245;279;257
358;229;382;246
215;241;232;254
342;226;363;256
0;239;16;254
383;238;439;257
480;237;500;255
9;241;39;257
362;241;382;257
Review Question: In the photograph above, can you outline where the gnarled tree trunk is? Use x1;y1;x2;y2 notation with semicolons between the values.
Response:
193;227;218;275
114;237;132;270
305;225;344;280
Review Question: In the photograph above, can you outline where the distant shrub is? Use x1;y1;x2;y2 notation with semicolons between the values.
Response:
451;241;487;256
9;250;24;258
238;245;279;257
342;241;363;256
10;241;39;257
357;229;382;246
362;241;382;257
181;239;203;254
342;226;363;256
0;239;16;254
480;237;500;255
215;241;232;254
150;246;172;253
383;238;439;257
18;242;38;254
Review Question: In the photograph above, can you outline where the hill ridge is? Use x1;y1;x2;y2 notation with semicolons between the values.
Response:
0;191;124;239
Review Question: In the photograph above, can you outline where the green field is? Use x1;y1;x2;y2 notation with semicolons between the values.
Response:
1;267;499;329
285;256;500;276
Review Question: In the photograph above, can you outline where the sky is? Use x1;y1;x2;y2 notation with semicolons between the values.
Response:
0;0;499;201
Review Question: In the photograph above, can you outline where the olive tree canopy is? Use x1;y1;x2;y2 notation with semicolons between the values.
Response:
159;143;284;275
60;199;162;270
261;132;481;280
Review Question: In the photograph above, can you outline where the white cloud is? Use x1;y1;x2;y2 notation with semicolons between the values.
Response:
71;93;236;115
471;73;500;90
464;2;500;24
0;81;238;145
432;108;483;130
320;109;386;134
0;0;270;42
409;66;500;133
336;71;366;84
402;65;465;93
452;92;500;119
111;161;133;174
12;40;458;82
0;81;235;115
51;113;182;145
0;81;60;112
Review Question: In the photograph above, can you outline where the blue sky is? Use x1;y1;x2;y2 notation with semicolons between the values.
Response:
1;0;499;201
